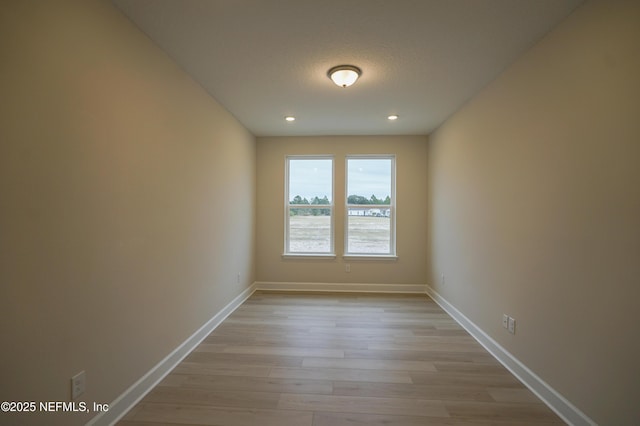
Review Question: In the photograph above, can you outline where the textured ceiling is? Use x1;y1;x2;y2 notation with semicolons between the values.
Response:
112;0;583;137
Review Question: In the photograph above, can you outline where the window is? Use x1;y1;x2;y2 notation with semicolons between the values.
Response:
285;156;334;255
346;156;395;256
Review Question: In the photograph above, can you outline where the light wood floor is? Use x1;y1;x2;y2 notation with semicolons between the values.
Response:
119;291;565;425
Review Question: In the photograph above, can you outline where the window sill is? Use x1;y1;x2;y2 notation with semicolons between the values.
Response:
282;253;337;260
343;255;398;261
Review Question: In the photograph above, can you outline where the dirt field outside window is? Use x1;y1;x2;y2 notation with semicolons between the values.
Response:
289;216;390;253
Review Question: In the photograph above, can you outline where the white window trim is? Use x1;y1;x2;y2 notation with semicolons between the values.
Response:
284;155;335;256
282;254;337;260
344;155;396;257
342;255;398;261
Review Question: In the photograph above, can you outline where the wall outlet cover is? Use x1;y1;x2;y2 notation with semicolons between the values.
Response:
71;371;86;400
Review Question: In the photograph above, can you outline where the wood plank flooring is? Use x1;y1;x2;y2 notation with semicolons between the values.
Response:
118;291;565;425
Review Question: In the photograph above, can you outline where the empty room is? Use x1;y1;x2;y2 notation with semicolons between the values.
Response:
1;0;638;425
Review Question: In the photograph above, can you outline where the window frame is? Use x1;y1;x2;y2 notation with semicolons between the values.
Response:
283;155;335;258
344;155;397;258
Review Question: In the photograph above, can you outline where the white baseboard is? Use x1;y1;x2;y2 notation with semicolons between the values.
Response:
425;285;596;426
255;281;427;294
88;283;257;426
88;281;594;426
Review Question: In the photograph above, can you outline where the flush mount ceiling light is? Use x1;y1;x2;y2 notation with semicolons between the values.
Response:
327;65;362;88
388;114;399;121
284;116;296;122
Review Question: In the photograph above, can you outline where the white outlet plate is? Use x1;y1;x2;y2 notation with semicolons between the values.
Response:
508;317;516;334
502;314;509;329
345;264;350;273
441;273;445;285
71;371;86;400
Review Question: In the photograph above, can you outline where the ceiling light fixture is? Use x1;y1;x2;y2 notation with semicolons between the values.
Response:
328;65;362;88
285;116;296;122
388;114;399;121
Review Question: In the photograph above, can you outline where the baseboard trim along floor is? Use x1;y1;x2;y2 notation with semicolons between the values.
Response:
88;283;257;426
425;285;596;426
92;281;595;426
255;281;428;294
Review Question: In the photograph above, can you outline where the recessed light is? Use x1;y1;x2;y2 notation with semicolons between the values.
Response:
388;114;399;121
285;116;296;122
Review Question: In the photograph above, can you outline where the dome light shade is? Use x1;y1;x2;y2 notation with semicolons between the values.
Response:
328;65;361;88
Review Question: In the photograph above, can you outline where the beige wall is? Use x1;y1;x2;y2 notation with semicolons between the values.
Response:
0;1;255;425
3;0;638;424
427;1;640;424
256;136;428;286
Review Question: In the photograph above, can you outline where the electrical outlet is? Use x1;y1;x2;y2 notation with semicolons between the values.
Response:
345;264;350;273
502;314;509;329
237;272;240;283
508;317;516;334
71;371;86;400
441;273;445;285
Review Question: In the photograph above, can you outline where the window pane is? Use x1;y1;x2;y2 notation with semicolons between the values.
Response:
347;159;391;205
286;157;333;255
346;158;394;255
347;209;391;254
289;208;331;253
289;159;332;203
